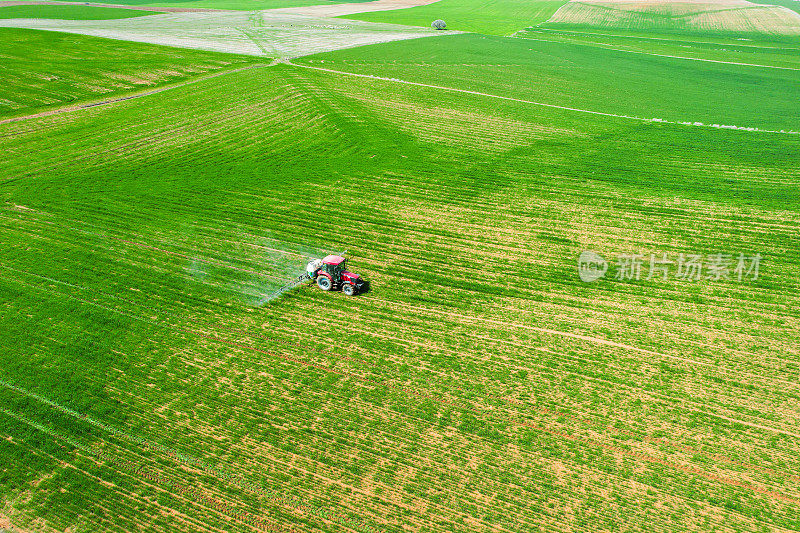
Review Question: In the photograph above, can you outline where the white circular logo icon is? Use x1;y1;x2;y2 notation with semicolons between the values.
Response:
578;251;608;282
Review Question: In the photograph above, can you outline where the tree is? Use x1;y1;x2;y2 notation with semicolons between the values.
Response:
431;19;446;30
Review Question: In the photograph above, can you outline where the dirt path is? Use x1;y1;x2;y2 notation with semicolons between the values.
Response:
284;59;800;135
0;0;229;12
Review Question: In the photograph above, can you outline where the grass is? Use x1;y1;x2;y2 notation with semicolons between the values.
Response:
0;5;157;19
0;28;261;118
1;28;799;532
342;0;571;36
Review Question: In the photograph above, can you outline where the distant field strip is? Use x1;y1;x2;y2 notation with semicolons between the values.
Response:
343;0;572;36
0;0;226;12
0;3;158;18
515;34;800;69
0;11;455;57
287;60;800;134
545;0;800;34
531;26;800;49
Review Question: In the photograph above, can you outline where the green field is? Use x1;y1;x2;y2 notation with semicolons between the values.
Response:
0;28;261;118
1;20;800;532
517;26;800;68
542;0;800;38
0;5;157;19
751;0;800;15
3;0;800;525
56;0;373;9
297;33;800;132
343;0;570;35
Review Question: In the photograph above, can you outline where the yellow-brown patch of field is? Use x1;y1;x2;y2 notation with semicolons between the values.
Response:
546;0;800;35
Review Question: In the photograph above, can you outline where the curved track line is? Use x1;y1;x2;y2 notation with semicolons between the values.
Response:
286;59;800;135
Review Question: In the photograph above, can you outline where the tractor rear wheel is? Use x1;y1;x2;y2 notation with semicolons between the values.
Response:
342;284;355;296
317;276;332;291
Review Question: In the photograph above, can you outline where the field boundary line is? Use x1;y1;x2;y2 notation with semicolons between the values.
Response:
516;35;800;71
286;60;800;135
0;62;275;126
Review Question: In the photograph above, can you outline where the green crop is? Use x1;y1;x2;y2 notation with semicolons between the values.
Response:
1;22;798;533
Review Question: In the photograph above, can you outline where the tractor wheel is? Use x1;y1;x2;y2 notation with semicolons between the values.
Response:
342;284;355;296
317;276;332;291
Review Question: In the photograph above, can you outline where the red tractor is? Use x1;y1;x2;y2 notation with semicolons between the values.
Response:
306;255;365;296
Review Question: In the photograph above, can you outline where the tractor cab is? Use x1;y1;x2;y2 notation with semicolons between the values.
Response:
307;254;365;295
321;255;347;277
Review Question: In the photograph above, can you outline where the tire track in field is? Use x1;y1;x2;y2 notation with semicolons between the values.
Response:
0;63;275;126
5;271;800;508
285;60;800;135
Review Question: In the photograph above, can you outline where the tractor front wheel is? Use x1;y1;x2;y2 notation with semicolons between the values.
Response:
342;284;355;296
317;276;332;291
